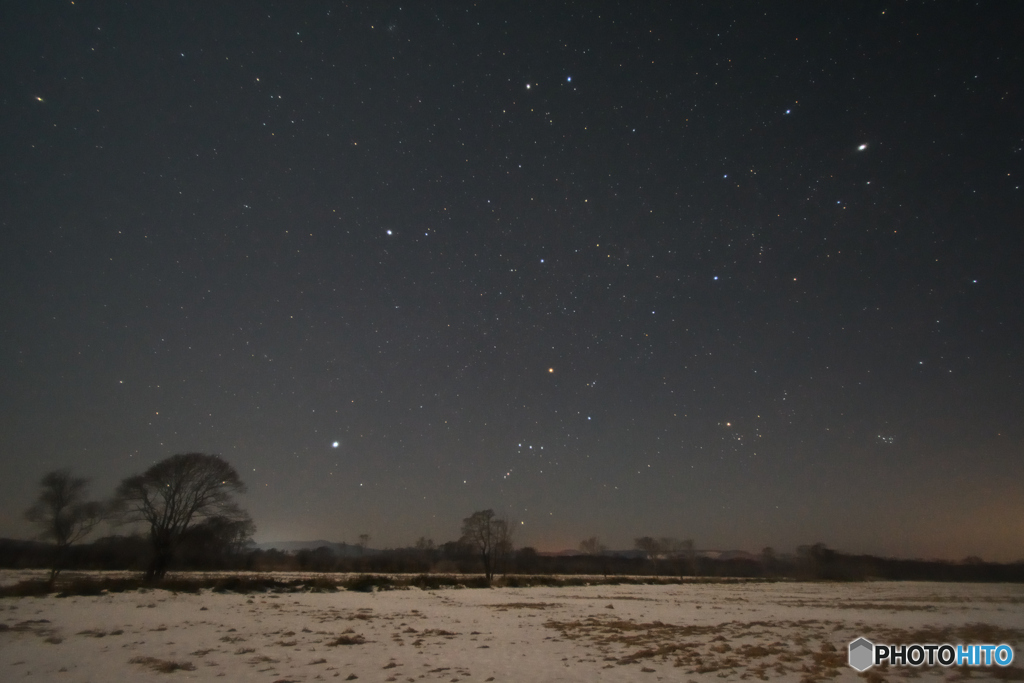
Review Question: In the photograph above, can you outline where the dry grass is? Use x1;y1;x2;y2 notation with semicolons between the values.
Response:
129;656;196;673
328;634;366;645
420;628;458;637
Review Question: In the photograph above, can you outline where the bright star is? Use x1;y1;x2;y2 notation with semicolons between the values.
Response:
858;143;868;151
332;441;339;448
386;229;393;235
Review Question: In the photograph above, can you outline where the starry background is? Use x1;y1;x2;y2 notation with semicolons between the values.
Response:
1;2;1022;560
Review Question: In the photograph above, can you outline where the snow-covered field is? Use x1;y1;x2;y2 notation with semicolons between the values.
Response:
2;571;1022;682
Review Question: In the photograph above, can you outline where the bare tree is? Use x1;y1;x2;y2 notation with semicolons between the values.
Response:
460;509;512;581
579;536;607;555
24;470;104;582
493;516;515;576
111;453;249;580
357;533;370;555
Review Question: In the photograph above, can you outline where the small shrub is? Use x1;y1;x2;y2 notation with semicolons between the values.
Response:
0;580;54;598
305;576;340;592
345;575;394;592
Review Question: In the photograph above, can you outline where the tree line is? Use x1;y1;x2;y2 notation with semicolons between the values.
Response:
14;453;1024;583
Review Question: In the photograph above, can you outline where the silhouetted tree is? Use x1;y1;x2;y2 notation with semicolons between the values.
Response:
635;536;662;557
578;537;609;575
24;470;104;582
461;509;512;581
357;533;370;555
414;536;435;564
662;537;696;575
760;546;778;576
295;545;336;572
634;536;695;575
176;514;255;569
111;453;249;580
797;542;837;579
494;517;515;576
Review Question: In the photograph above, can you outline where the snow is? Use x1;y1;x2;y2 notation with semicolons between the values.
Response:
2;571;1022;682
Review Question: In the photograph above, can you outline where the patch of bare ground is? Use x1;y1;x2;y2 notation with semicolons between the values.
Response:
833;603;938;612
420;628;458;637
4;618;63;643
871;624;1024;645
873;596;1024;606
129;656;196;673
78;627;123;637
546;617;860;679
778;600;938;612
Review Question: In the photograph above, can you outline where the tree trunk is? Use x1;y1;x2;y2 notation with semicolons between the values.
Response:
147;536;174;580
48;544;68;586
481;552;492;582
146;551;172;580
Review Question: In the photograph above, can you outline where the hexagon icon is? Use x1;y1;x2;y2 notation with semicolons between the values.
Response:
849;637;875;671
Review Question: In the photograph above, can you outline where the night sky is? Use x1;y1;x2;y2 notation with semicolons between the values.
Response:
2;2;1022;561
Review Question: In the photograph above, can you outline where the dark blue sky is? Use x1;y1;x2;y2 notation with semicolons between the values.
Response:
1;1;1022;560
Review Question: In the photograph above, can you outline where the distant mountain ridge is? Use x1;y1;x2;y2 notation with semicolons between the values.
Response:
536;549;758;560
256;541;367;556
